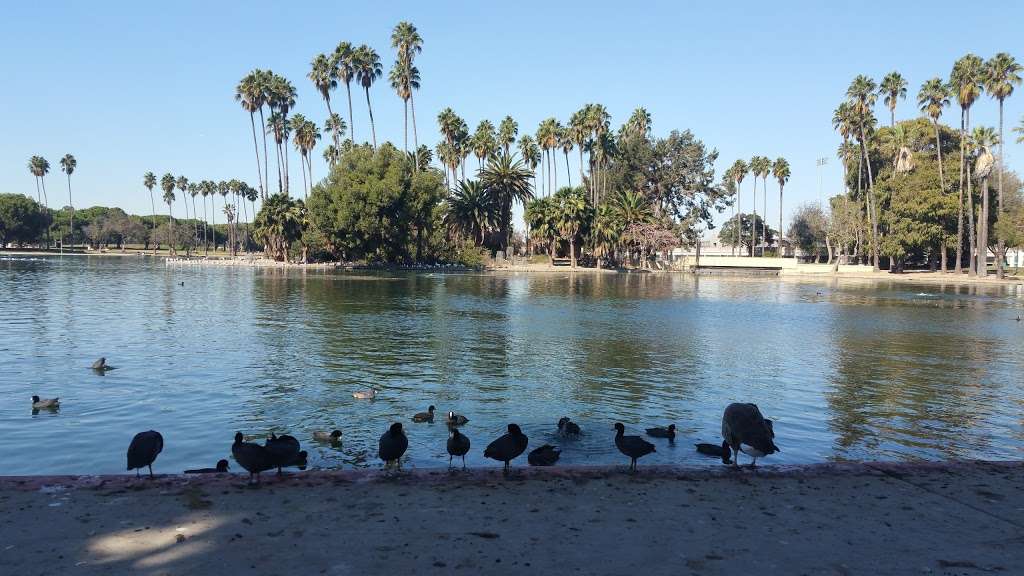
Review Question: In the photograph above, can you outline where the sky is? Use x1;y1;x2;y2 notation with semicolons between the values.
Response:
2;1;1023;238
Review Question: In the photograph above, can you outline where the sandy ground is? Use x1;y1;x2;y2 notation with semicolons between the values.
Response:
1;462;1022;576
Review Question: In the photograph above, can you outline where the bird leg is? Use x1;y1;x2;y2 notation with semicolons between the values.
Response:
149;465;154;479
136;469;140;479
462;456;467;470
448;455;453;469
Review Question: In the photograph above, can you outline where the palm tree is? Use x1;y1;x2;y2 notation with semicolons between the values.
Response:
445;179;496;245
266;112;286;194
218;180;230;252
188;182;201;251
555;187;587;267
879;71;907;127
323;144;340;167
236;71;267;198
832;101;857;194
518;135;541;195
144;172;157;254
772;158;790;252
498;116;518;156
29;158;50;241
308;53;340;150
589;203;621;268
60;154;76;250
568;109;590;194
291;115;321;198
559;126;574;187
389;59;419;153
353;45;382;148
472;120;497;169
971;126;999;276
917;77;950;191
623;107;652;141
756;157;772;254
536;118;560;196
391;22;423;149
175;176;190;253
984;52;1021;278
333;42;356;143
480;152;534;251
323;114;346;164
202;181;214;253
525;197;558;264
268;74;297;195
1015;115;1024;143
729;159;748;254
748;156;763;254
160;173;176;255
847;74;880;270
950;54;984;274
585;104;611;202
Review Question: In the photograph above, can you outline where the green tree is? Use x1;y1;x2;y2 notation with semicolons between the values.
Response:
729;159;748;253
472;120;497;169
525;196;559;264
333;42;356;144
983;52;1021;278
498;116;518;156
254;193;306;261
787;204;828;262
175;175;190;253
554;187;590;268
143;172;157;254
59;154;76;249
848;74;880;269
444;179;495;246
388;59;420;154
917;77;950;190
589;203;622;269
971;126;998;276
879;71;907;127
160;173;176;255
235;70;267;197
309;53;340;151
480;151;534;252
0;194;47;247
353;45;382;149
719;213;772;256
391;22;423;150
773;157;790;250
950;54;984;273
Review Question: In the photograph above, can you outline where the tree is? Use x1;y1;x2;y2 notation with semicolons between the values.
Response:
518;135;540;194
235;70;267;198
175;175;190;253
353;45;382;149
848;74;880;270
971;126;998;276
498;116;518;156
388;59;420;154
0;194;47;247
950;54;984;274
747;156;770;254
28;156;50;246
879;71;907;127
309;53;340;151
917;77;950;191
559;126;574;187
554;187;589;267
479;152;534;252
391;22;423;150
788;204;828;262
60;154;76;249
983;52;1021;278
334;42;357;144
729;159;748;254
828;195;862;267
444;179;496;246
536;118;560;196
143;172;157;255
772;157;790;251
471;120;497;169
720;213;772;256
160;173;176;255
188;182;201;250
525;197;559;264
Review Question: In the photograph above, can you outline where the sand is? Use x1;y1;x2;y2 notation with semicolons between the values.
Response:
2;462;1021;575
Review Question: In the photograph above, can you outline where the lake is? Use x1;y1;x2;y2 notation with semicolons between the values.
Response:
2;255;1023;475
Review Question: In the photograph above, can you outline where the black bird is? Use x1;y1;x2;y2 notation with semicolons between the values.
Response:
528;444;561;466
484;423;529;472
31;395;59;410
412;405;436;423
557;417;581;437
614;423;655;472
265;433;303;474
232;431;274;484
313;430;343;443
695;442;733;464
446;428;471;469
127;430;164;478
91;357;114;371
378;423;409;469
721;403;780;467
1017;314;1021;322
446;411;469;426
645;424;676;442
185;459;230;474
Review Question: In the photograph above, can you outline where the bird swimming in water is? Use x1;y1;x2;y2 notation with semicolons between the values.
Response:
378;422;408;469
447;428;471;469
232;432;274;484
446;411;469;426
91;357;115;372
127;430;164;478
185;459;230;474
557;417;581;437
528;445;561;466
265;434;305;474
645;424;676;442
352;389;377;400
313;430;342;443
695;442;733;464
484;424;529;472
31;395;59;410
614;423;655;472
721;403;780;467
412;405;436;423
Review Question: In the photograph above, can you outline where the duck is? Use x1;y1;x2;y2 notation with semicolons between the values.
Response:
265;433;304;474
185;459;230;474
31;395;59;410
695;442;733;464
232;431;274;484
412;405;436;423
127;430;164;478
379;423;409;469
528;444;561;466
721;403;780;467
352;389;377;400
446;411;469;426
313;430;343;443
557;417;581;437
484;423;529;472
446;428;471;469
645;424;676;442
91;357;114;371
614;423;655;472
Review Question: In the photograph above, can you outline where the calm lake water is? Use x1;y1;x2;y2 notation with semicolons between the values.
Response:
2;256;1023;475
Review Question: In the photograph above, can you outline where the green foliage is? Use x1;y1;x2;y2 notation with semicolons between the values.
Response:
719;213;775;254
788;204;828;259
254;193;306;261
0;193;47;246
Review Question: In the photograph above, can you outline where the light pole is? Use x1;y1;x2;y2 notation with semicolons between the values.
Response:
816;157;828;209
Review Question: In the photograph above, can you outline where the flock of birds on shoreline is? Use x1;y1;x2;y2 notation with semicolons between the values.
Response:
32;360;781;483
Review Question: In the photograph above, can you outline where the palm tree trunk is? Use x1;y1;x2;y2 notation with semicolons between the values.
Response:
735;177;741;256
300;153;308;199
997;99;1006;279
762;178;768;255
956;109;965;273
778;183;784;255
410;92;419;152
933;120;945;191
181;191;190;255
191;195;199;251
564;150;571;187
66;174;73;250
148;191;157;256
860;129;878;271
978;174;989;276
283;132;291;196
345;81;355;143
750;176;758;256
403;99;408;153
249;112;265;197
210;196;216;253
307;154;313;189
167;203;175;256
325;99;340;151
577;147;585;194
365;87;377;149
259;107;269;200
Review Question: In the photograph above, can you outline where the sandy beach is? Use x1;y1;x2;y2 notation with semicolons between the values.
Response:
2;462;1021;575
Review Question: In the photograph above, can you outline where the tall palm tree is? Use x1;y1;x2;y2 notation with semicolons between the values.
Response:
983;52;1021;278
585;104;611;203
518;135;541;195
143;172;157;254
559;126;574;187
444;179;496;246
353;45;382;149
308;53;340;150
323;114;347;163
202;180;214;253
756;157;772;254
950;54;984;274
391;22;423;149
60;154;76;250
175;176;190;253
748;156;762;254
772;158;790;252
333;42;356;143
188;182;201;251
236;71;267;198
480;152;534;251
568;109;590;194
879;71;907;127
536;118;560;196
218;180;230;252
729;159;748;254
160;173;176;255
623;107;652;141
498;116;518;156
269;74;297;196
555;187;587;268
388;59;419;153
971;126;999;276
917;77;950;191
472;120;497;170
266;112;286;194
847;75;880;270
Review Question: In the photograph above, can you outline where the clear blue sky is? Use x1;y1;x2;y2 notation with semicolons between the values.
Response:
2;1;1022;236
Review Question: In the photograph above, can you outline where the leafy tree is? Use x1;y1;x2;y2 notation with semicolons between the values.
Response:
553;187;591;268
253;193;305;261
444;179;495;246
788;203;828;262
719;213;773;256
0;194;47;247
525;196;559;264
479;151;534;251
879;71;907;126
